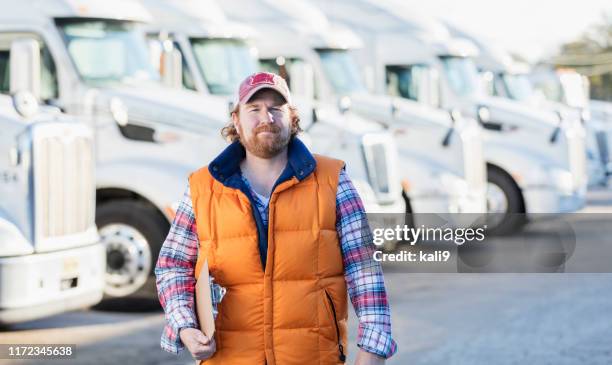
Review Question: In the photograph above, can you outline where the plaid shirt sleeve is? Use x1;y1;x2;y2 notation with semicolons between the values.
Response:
154;184;199;354
336;168;398;359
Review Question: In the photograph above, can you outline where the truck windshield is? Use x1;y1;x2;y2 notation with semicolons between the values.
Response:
440;56;481;98
190;38;257;95
535;72;587;108
316;49;366;95
387;64;430;101
502;73;534;102
56;19;159;86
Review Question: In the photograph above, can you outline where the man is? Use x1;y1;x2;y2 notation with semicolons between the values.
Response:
155;72;397;364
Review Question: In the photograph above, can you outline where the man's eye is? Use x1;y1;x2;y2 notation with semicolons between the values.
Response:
270;107;281;112
249;108;259;112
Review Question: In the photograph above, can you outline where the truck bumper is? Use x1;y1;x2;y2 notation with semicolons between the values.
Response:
523;187;586;217
410;191;487;214
409;191;487;228
0;242;105;324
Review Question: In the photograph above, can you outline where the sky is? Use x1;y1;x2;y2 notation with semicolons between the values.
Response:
399;0;612;62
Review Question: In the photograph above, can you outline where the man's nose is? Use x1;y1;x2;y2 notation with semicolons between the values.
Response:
259;108;275;123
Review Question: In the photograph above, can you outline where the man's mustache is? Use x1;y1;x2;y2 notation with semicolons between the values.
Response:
254;124;281;134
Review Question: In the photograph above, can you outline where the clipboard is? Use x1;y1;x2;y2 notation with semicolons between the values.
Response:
195;259;216;339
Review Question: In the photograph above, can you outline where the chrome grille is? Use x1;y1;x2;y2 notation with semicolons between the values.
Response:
361;134;398;203
33;132;94;238
567;131;587;189
462;131;487;192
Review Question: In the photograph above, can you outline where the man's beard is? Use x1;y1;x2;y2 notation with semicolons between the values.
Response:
238;123;291;158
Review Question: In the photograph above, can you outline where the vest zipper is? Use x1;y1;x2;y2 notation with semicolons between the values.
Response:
325;290;346;363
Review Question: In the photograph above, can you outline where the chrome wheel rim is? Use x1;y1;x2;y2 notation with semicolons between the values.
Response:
99;223;151;297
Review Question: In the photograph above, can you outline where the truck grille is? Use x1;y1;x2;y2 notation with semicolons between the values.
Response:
462;131;487;192
33;129;95;238
567;130;587;189
361;134;398;203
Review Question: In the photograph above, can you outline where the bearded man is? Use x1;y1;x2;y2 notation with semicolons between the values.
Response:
155;72;397;365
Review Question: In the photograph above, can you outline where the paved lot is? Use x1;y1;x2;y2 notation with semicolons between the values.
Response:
1;189;612;365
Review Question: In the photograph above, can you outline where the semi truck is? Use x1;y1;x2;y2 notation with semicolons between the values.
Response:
0;38;104;323
0;0;251;299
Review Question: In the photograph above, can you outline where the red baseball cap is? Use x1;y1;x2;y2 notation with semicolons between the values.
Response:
234;72;292;107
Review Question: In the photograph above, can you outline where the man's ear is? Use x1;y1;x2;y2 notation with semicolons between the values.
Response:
231;110;240;129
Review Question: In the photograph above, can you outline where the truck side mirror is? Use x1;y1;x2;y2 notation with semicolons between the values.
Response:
580;75;590;101
480;71;494;97
442;109;461;147
10;38;41;101
160;40;183;89
288;62;314;100
12;91;39;118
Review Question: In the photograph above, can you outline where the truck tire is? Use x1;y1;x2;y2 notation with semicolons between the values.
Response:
95;200;169;301
486;165;526;235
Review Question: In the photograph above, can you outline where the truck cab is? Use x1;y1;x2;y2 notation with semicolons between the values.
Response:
0;39;104;323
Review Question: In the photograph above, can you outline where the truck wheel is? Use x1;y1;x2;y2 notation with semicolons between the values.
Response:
486;166;526;235
95;201;169;299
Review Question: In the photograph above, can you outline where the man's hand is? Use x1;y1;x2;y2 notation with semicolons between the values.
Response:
355;348;385;365
179;328;216;361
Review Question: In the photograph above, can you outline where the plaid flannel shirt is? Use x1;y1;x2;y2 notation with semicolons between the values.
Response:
155;168;397;359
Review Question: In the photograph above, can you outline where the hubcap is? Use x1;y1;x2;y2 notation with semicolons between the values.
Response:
107;249;126;270
99;223;151;297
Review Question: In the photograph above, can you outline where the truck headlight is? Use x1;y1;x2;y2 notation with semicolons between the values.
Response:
441;172;468;193
427;171;468;196
548;168;575;195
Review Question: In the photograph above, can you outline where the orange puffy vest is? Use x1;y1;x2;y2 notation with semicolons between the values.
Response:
189;154;348;365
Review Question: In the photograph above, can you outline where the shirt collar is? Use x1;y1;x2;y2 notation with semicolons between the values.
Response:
208;137;316;186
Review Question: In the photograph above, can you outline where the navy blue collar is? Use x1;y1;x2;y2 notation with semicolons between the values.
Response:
208;137;316;186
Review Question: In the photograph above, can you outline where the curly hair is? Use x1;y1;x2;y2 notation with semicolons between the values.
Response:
221;104;303;142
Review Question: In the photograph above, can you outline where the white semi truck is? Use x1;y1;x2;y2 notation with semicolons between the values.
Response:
0;0;254;299
444;23;611;187
0;39;104;323
217;0;488;229
313;0;588;233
